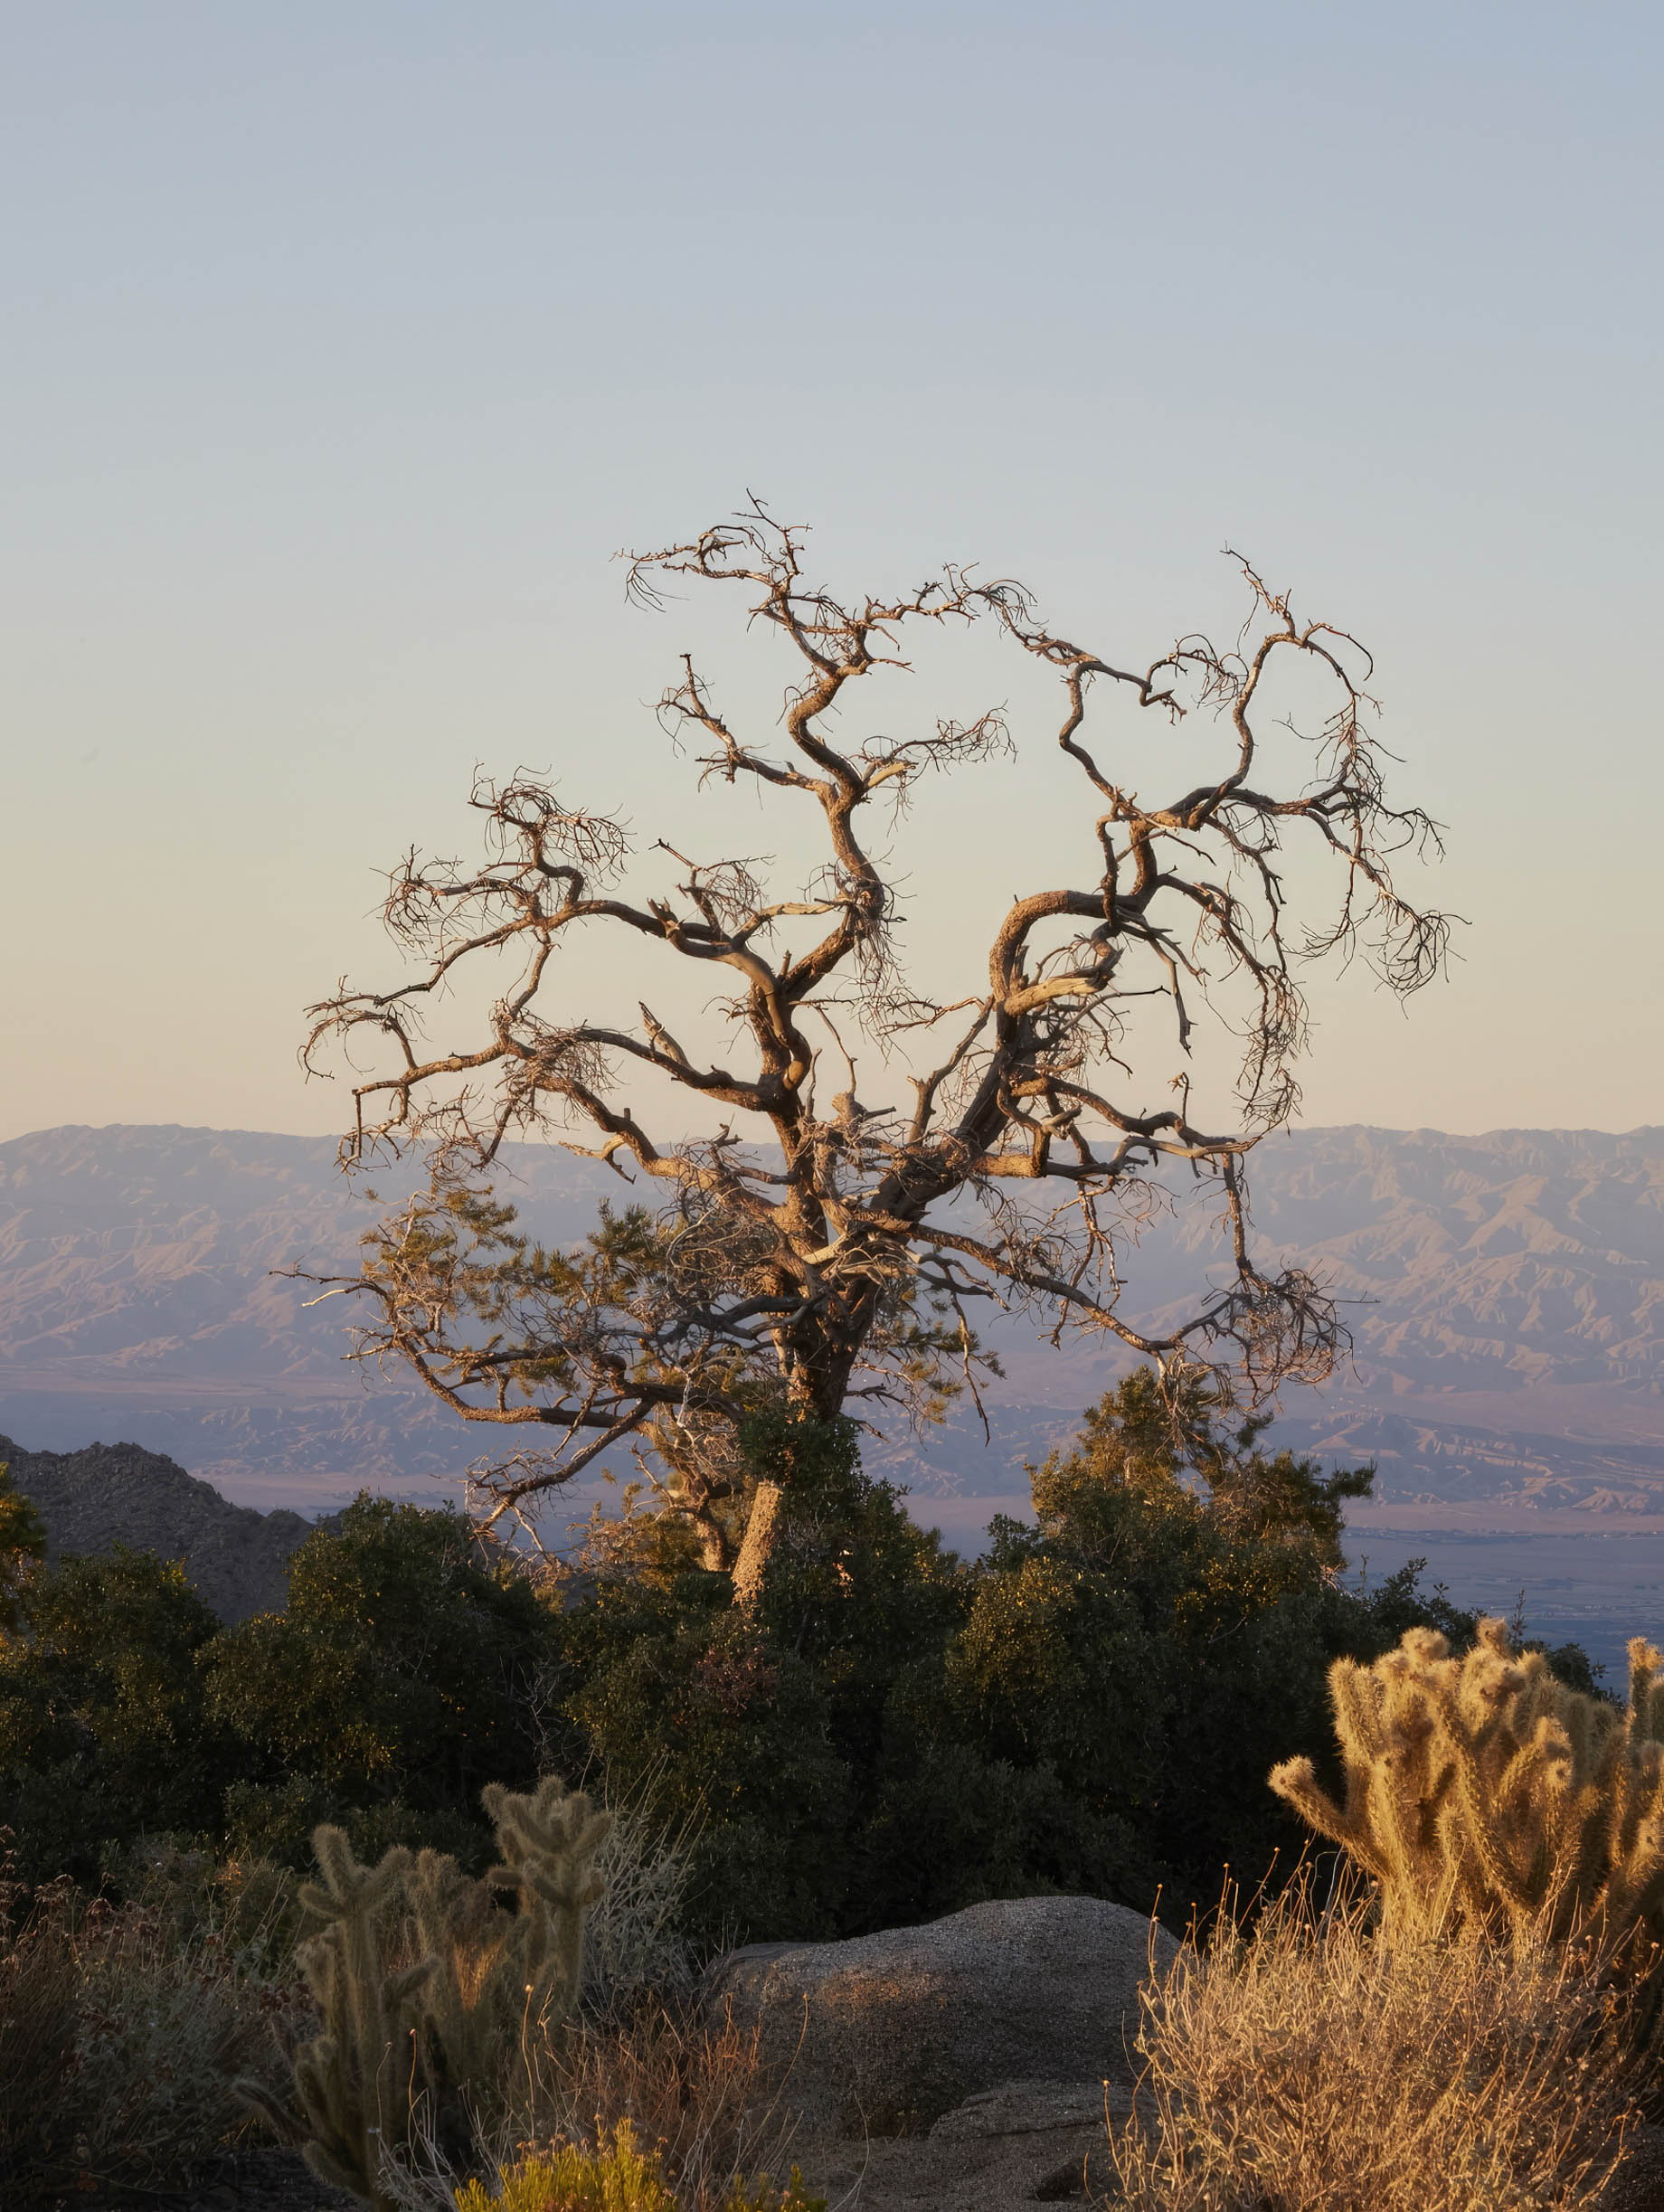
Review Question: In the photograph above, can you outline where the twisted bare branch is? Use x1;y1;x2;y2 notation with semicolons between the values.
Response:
300;501;1451;1565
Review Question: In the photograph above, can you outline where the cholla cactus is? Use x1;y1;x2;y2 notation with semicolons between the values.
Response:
1271;1618;1664;1950
235;1830;433;2209
236;1778;610;2208
481;1776;612;2025
405;1779;612;2101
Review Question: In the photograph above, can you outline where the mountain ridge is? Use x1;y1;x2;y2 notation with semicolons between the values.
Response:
5;1120;1664;1528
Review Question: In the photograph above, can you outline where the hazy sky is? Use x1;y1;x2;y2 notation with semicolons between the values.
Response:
4;2;1660;1145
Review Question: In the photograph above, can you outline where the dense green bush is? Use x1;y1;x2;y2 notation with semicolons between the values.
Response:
4;1375;1594;1946
0;1497;558;1886
0;1547;235;1885
0;1462;46;1631
554;1414;964;1939
892;1376;1400;1916
204;1495;554;1867
548;1377;1495;1939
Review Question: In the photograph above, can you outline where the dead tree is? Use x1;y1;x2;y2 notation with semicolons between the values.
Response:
301;501;1449;1595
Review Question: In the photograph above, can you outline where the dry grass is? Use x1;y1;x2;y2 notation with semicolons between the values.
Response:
1110;1884;1644;2212
524;1997;797;2212
383;1993;799;2212
0;1884;80;2200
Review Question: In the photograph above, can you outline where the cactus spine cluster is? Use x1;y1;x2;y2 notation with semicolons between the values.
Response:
237;1777;612;2210
1271;1618;1664;1948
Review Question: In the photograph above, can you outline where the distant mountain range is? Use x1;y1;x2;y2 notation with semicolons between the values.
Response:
4;1121;1664;1538
0;1124;614;1514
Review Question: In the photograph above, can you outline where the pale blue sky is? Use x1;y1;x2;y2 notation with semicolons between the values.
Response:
4;2;1660;1140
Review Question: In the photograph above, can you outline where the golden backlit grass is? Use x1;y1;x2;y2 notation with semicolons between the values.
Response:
1110;1883;1645;2212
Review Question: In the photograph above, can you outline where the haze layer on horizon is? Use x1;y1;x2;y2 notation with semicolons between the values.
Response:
4;3;1660;1145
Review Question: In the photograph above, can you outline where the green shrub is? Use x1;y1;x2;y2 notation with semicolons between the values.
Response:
554;1421;972;1942
856;1374;1438;1924
565;1583;851;1943
452;2122;674;2212
0;1463;46;1631
205;1496;556;1869
0;1547;235;1885
0;1496;560;1889
544;1377;1518;1939
0;1376;1599;1958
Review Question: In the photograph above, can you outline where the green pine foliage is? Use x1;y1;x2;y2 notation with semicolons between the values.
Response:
204;1496;553;1867
898;1370;1403;1914
550;1377;1486;1937
558;1413;967;1938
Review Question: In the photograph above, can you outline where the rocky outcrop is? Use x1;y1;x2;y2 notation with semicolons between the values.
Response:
0;1432;312;1621
704;1894;1175;2135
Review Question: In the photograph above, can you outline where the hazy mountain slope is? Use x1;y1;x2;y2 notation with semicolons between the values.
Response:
0;1124;615;1508
1175;1126;1664;1522
3;1122;1664;1526
1200;1124;1664;1390
0;1122;615;1378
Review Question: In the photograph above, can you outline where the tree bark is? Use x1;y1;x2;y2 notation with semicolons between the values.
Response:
729;1478;785;1609
695;1520;734;1574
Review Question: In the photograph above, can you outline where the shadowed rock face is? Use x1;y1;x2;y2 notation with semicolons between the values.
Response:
792;2078;1136;2210
0;1432;311;1622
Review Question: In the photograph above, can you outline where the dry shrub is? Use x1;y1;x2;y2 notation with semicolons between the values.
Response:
0;1867;305;2207
106;1835;307;1971
0;1885;80;2200
1111;1884;1642;2212
71;1895;303;2192
527;1997;795;2212
581;1782;698;2015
